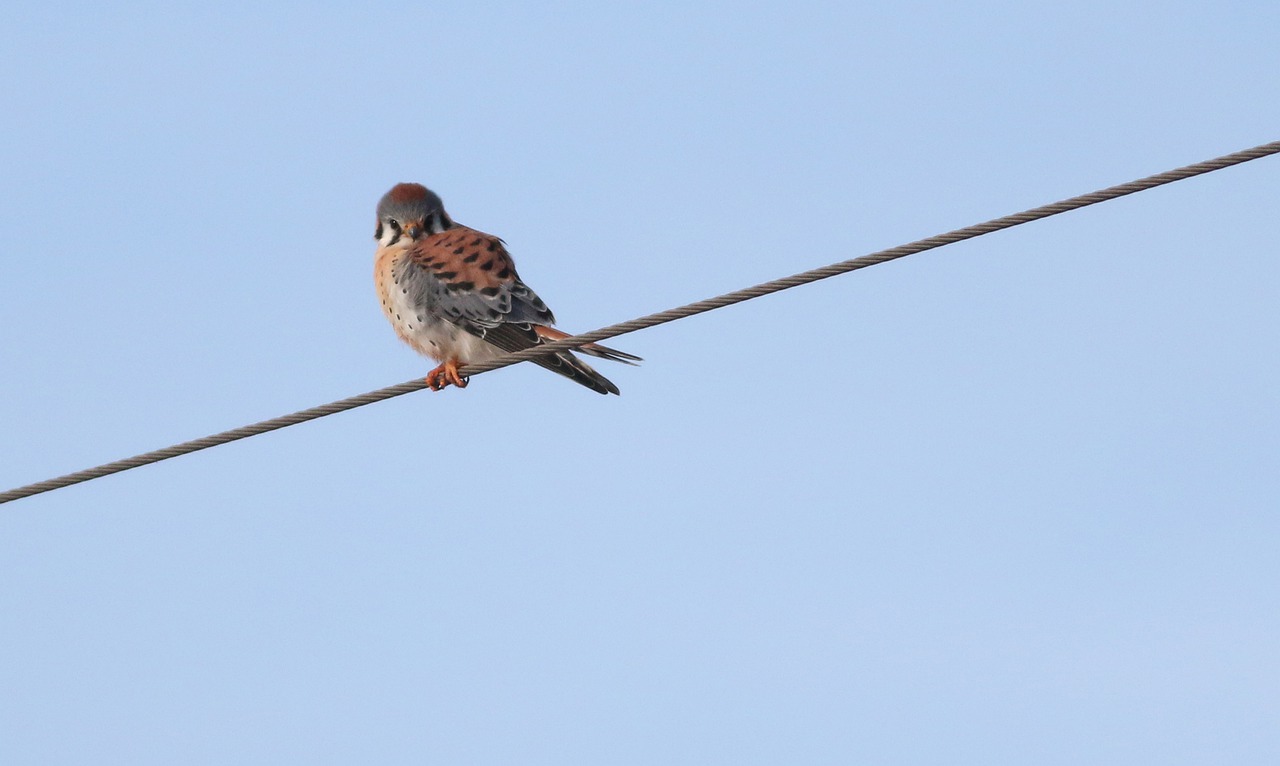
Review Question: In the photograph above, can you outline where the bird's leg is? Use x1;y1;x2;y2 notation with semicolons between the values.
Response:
425;359;469;391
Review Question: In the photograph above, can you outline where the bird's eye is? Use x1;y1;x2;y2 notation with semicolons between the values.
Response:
388;219;401;229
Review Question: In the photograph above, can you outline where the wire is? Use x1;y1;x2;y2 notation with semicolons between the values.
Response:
3;140;1278;505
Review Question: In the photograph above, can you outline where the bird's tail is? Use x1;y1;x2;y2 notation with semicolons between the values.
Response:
530;325;642;395
533;326;643;365
531;352;621;395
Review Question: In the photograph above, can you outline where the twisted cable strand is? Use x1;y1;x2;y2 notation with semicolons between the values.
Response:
3;140;1278;505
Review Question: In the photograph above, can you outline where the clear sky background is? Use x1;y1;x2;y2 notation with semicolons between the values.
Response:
1;2;1277;763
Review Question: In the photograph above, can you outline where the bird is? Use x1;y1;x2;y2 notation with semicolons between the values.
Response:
373;183;640;395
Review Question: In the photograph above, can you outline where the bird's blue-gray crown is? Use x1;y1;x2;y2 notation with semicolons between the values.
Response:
375;183;453;242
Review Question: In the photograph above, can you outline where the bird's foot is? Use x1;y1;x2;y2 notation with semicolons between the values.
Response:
425;359;469;391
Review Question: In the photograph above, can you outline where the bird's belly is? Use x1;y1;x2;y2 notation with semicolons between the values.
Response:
381;287;500;364
376;249;502;365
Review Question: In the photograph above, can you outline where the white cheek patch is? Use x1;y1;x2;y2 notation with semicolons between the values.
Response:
378;226;398;248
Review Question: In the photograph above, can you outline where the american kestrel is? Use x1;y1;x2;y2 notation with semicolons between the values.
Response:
374;183;640;394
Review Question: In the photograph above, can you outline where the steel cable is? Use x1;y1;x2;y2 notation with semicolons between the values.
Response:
3;140;1278;505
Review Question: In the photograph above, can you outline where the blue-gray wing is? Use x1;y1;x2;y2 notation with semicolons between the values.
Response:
395;225;555;344
394;225;636;394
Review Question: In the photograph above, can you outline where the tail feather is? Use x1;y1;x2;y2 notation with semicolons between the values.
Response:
533;325;643;366
532;352;620;395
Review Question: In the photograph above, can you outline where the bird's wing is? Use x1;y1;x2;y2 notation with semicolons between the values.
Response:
393;226;628;394
399;225;554;333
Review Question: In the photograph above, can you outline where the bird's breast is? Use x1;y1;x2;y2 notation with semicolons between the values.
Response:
374;248;499;365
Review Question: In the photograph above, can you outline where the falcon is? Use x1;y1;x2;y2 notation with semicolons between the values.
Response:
374;183;640;394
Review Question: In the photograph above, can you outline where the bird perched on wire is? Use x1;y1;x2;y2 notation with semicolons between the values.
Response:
374;183;641;394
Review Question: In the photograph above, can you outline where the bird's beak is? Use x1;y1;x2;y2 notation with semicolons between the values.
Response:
406;222;424;239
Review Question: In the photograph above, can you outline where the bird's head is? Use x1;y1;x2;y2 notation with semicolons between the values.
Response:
375;183;453;247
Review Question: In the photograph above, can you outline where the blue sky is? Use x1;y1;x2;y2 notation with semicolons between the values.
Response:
1;2;1277;763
